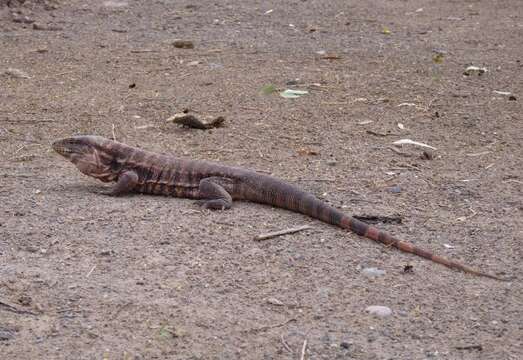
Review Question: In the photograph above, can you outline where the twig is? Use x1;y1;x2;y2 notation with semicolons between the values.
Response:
134;124;157;130
146;67;173;73
466;151;491;157
0;300;38;316
243;318;297;333
366;130;390;137
130;49;158;53
86;265;96;278
53;70;75;77
293;178;336;182
281;334;293;354
300;339;308;360
173;49;224;57
390;163;422;172
12;144;28;156
388;146;413;157
254;225;312;241
504;179;523;185
455;208;477;223
111;124;117;141
180;209;203;215
9;154;39;162
393;139;437;150
243;134;260;142
2;118;57;124
240;106;263;111
455;344;483;351
10;143;43;158
213;220;236;227
199;148;234;153
111;302;132;320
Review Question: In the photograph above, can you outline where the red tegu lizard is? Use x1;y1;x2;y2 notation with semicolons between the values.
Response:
52;135;506;280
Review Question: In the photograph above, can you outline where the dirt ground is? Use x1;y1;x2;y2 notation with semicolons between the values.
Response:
1;0;522;359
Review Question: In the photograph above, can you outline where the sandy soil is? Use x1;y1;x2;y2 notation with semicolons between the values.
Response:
1;0;522;359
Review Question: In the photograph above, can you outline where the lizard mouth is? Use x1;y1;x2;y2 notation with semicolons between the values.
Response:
52;140;74;157
52;142;69;154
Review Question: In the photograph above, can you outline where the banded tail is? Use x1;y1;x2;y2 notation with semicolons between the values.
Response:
245;176;506;281
337;213;504;280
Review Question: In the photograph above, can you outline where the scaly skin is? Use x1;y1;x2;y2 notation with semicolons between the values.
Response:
53;135;506;280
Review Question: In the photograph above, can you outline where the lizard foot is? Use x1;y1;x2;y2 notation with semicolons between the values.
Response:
98;189;118;196
195;199;231;210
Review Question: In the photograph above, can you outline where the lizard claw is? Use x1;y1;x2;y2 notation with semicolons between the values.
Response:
98;188;123;197
194;199;207;207
98;189;115;196
195;199;230;210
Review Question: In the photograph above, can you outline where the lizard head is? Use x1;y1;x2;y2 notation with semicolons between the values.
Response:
52;135;119;182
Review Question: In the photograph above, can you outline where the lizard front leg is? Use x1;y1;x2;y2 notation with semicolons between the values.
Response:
107;170;139;196
197;177;233;210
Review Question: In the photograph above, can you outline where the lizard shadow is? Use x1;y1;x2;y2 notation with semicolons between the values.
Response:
49;182;109;196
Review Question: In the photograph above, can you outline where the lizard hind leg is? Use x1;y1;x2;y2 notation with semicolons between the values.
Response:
107;170;139;196
197;177;233;210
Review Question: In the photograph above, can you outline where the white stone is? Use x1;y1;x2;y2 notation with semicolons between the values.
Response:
362;267;386;277
365;305;392;318
103;1;128;8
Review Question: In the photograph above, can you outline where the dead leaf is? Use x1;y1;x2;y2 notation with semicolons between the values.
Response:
166;113;225;130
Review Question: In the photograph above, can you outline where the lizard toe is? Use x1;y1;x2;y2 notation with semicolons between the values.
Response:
199;199;231;210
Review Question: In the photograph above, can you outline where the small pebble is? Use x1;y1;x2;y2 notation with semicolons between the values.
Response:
33;23;63;31
4;68;30;79
403;264;414;273
388;185;401;194
421;150;434;160
25;246;38;253
12;14;34;24
365;305;392;318
362;267;386;277
172;327;187;338
208;62;223;70
266;297;284;306
0;329;15;341
44;3;58;11
463;66;488;76
340;341;351;349
103;1;128;8
172;40;194;49
18;295;32;306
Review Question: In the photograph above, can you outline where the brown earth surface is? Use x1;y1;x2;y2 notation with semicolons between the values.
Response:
1;0;522;359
